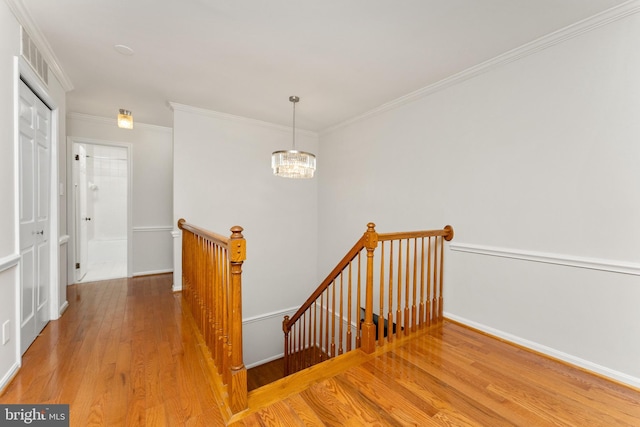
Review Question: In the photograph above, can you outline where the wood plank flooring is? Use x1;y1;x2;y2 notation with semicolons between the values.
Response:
0;274;225;426
234;321;640;426
2;273;640;426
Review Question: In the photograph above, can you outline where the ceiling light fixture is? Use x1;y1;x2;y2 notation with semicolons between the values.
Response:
117;109;133;129
271;96;316;179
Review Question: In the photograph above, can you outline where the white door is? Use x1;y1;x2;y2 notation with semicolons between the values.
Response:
73;144;88;281
19;79;51;355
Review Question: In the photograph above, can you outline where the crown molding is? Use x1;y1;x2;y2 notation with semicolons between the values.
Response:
169;102;318;138
5;0;74;91
67;112;172;133
322;0;640;135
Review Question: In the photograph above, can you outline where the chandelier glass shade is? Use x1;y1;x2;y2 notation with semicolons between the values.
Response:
272;96;316;179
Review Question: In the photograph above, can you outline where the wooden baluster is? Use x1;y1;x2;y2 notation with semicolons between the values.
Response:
378;241;385;346
438;234;445;321
347;262;352;352
361;223;378;353
228;226;246;413
404;238;410;335
215;244;222;371
387;240;394;343
411;238;418;332
355;252;362;349
222;248;229;378
331;280;336;358
427;236;432;326
419;237;425;328
208;240;214;352
324;290;330;360
396;239;402;340
312;301;317;365
433;234;439;326
318;293;324;361
282;316;290;375
338;272;344;356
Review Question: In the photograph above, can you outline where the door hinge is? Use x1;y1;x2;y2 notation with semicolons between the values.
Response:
75;154;79;161
75;262;80;269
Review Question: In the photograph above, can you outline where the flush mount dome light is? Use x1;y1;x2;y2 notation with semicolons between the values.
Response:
117;109;133;129
271;96;316;179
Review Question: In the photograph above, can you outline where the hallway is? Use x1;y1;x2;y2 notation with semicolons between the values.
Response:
0;274;225;426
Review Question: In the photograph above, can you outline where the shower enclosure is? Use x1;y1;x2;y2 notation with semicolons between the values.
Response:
73;141;129;282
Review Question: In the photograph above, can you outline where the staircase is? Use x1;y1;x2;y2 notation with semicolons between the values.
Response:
178;219;453;424
282;222;454;375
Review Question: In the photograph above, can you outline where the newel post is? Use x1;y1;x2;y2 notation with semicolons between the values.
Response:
282;316;290;376
228;226;247;413
361;222;378;354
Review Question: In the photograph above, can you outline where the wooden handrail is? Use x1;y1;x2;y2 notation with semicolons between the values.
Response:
178;218;247;416
283;222;454;375
285;235;366;328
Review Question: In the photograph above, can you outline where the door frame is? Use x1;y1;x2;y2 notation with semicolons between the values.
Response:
68;137;133;280
13;56;61;362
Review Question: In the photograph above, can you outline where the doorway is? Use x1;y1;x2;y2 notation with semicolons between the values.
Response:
72;141;130;282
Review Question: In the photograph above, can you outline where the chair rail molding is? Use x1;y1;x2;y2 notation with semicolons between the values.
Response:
449;242;640;276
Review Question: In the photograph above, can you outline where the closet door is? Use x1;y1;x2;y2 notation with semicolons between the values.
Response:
19;79;51;354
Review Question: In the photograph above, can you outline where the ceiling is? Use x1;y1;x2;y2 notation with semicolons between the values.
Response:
18;0;628;131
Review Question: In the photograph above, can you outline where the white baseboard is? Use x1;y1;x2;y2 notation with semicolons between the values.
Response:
246;352;285;369
0;361;20;394
58;300;69;316
133;269;173;277
445;312;640;389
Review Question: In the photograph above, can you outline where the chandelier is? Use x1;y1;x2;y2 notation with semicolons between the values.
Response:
272;96;316;179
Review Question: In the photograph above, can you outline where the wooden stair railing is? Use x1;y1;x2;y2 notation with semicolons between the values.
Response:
283;222;454;375
178;218;247;416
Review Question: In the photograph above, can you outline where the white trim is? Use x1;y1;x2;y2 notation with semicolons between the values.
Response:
0;254;20;273
243;307;298;325
58;235;70;245
246;353;285;370
322;0;640;135
169;102;318;138
58;300;69;316
445;313;640;389
5;0;74;91
68;137;134;279
67;112;172;134
0;361;21;394
132;226;173;233
449;242;640;276
133;269;173;277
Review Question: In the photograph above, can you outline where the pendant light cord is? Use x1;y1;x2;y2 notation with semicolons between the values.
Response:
292;98;296;150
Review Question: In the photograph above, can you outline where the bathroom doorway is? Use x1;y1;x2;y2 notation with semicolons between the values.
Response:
72;140;131;282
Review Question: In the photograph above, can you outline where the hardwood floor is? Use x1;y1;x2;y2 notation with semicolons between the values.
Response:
247;358;284;392
0;274;225;426
234;321;640;426
2;274;640;426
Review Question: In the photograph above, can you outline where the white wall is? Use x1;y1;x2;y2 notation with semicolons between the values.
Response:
172;104;318;366
318;11;640;387
0;1;68;391
67;114;174;277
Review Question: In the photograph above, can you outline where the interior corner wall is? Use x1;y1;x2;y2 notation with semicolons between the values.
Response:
318;13;640;387
66;115;174;277
172;106;318;366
